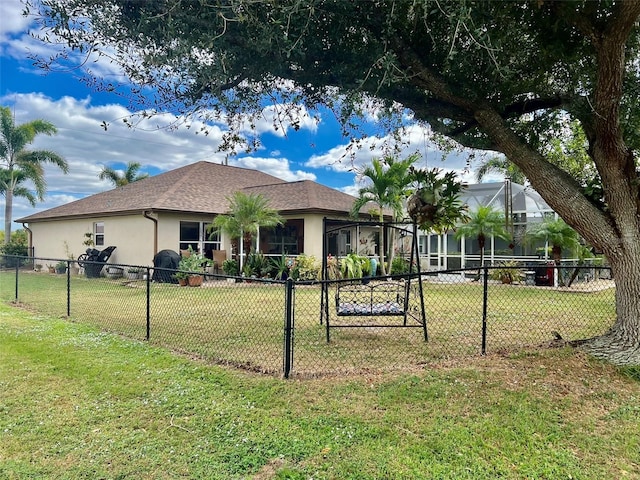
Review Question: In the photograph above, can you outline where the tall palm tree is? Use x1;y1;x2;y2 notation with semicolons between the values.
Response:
0;168;39;209
0;106;68;243
211;191;283;271
99;161;149;187
350;154;419;275
475;156;526;185
454;205;511;274
525;217;580;265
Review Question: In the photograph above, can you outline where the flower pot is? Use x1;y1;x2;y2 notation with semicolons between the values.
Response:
187;275;203;287
106;266;123;279
178;277;188;286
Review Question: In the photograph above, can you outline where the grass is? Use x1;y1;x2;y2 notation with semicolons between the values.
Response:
0;270;616;377
1;301;639;479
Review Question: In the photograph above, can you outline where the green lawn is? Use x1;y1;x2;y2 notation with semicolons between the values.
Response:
1;302;638;479
0;270;616;377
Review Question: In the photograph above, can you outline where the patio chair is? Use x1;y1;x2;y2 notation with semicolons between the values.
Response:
212;249;227;274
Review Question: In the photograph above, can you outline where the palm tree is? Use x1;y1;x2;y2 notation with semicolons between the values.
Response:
99;161;149;187
454;205;510;274
0;168;39;208
211;192;283;271
350;154;419;275
525;217;580;265
475;156;526;185
0;106;68;243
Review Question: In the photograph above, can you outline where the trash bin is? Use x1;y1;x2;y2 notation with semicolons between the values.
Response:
525;270;536;286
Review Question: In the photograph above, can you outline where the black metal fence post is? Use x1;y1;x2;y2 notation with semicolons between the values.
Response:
66;260;71;316
146;266;151;341
482;266;489;355
14;257;19;301
283;278;294;378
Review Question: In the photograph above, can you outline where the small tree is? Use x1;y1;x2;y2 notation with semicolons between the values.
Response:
525;217;580;265
211;192;283;272
350;154;418;275
454;205;510;274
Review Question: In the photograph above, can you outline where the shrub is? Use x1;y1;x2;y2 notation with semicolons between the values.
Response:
222;259;239;276
292;254;320;281
339;253;371;279
490;261;523;284
0;241;29;267
390;257;410;275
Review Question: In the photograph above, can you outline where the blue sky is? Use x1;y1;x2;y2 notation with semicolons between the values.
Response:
0;0;487;227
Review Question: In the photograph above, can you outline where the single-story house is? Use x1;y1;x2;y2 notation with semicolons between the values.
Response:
16;161;385;266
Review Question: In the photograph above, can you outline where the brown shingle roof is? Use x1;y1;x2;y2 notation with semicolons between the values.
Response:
17;161;366;222
244;180;359;214
17;162;286;222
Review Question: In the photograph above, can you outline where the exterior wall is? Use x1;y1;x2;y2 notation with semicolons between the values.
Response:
300;214;324;259
29;214;155;266
27;211;352;268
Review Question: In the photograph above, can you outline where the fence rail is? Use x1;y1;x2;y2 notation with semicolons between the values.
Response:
0;255;615;378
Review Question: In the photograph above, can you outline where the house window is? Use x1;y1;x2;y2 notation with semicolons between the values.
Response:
94;222;104;247
179;221;221;260
328;228;352;256
261;219;303;255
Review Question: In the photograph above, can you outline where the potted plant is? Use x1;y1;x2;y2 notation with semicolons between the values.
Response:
125;267;140;280
55;261;67;274
407;167;469;234
178;246;211;287
34;264;43;272
47;264;56;273
106;266;123;278
324;254;341;280
83;232;94;247
173;270;189;286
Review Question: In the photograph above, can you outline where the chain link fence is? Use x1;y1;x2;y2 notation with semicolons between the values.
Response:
1;255;615;378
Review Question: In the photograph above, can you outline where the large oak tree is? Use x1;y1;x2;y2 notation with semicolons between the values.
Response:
28;0;640;364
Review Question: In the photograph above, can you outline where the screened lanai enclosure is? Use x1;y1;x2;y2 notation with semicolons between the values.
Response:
417;180;555;271
324;181;569;273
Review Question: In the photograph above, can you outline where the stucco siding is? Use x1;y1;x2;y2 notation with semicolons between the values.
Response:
301;215;323;259
29;215;155;266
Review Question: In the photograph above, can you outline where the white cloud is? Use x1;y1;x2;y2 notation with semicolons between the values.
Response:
0;93;319;223
231;156;316;182
306;124;474;174
0;1;30;43
215;103;319;139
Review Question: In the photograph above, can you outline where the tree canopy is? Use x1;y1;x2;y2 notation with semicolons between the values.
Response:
99;161;149;187
28;1;640;363
211;191;283;271
350;154;418;275
0;106;68;243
